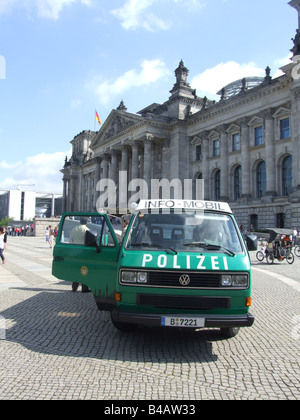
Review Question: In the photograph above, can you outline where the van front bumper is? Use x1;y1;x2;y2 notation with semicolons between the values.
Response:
111;309;255;328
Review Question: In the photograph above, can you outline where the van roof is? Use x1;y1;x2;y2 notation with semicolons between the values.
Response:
136;200;232;213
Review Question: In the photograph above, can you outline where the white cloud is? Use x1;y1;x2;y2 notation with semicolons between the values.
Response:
0;0;93;19
0;160;21;170
92;59;170;105
36;0;76;19
191;58;295;100
110;0;169;31
110;0;206;31
0;151;68;193
273;55;292;78
191;61;266;100
0;0;17;16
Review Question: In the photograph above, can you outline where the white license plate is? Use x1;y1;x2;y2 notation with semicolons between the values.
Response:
161;316;205;328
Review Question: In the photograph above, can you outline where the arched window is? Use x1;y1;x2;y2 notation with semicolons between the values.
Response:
215;170;221;201
234;166;242;200
282;155;293;196
256;161;266;199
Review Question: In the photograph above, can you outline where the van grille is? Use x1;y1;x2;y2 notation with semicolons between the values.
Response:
137;294;231;310
148;271;221;288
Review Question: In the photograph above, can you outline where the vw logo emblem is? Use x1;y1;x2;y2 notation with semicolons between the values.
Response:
179;274;191;286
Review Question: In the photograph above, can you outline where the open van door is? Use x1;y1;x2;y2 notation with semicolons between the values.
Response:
52;213;120;310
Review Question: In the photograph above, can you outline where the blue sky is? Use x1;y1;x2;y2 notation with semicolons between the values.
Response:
0;0;296;193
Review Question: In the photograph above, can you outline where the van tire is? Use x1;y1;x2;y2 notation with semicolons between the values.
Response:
220;327;240;338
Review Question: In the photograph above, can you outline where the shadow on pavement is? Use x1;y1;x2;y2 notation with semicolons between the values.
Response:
0;284;219;364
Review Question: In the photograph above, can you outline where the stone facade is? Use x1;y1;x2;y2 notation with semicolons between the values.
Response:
61;1;300;230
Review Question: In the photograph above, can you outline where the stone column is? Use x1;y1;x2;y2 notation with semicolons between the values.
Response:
77;168;83;212
143;135;153;199
102;154;109;179
87;175;92;212
69;175;75;212
109;150;119;185
131;142;139;181
94;157;101;210
161;139;170;180
62;177;68;213
121;147;129;172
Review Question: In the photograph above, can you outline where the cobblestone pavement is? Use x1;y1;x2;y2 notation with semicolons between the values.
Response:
0;237;299;400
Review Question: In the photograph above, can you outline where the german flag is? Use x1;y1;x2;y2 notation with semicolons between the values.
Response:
95;110;101;125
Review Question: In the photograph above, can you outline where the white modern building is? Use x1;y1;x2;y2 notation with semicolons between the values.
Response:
0;189;62;221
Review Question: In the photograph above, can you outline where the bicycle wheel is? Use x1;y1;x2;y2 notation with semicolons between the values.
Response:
256;251;264;261
294;245;300;257
287;252;295;265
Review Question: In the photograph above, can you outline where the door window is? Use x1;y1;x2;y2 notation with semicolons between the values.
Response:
59;215;116;247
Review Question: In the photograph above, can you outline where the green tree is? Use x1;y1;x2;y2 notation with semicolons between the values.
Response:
0;217;13;227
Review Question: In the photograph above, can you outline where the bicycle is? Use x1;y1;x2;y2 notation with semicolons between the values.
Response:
256;238;268;261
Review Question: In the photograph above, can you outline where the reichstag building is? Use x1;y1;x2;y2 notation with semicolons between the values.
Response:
61;1;300;230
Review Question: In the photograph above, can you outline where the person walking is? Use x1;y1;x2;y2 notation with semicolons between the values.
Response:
48;225;55;248
0;226;7;264
293;227;298;247
45;226;49;244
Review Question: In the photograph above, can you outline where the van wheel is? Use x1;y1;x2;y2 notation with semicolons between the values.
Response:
110;313;137;332
220;327;240;338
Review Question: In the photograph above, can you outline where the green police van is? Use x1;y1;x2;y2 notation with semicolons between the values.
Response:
52;199;254;338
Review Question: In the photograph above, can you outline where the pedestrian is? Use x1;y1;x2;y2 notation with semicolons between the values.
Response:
45;226;49;244
0;226;7;264
293;227;298;247
48;225;54;248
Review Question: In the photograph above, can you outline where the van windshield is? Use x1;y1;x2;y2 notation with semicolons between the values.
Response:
126;210;243;254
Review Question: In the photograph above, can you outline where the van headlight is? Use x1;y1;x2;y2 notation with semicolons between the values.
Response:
121;271;148;284
221;274;248;288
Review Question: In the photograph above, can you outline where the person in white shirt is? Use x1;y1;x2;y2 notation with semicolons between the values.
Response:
0;226;7;264
293;227;298;247
69;217;90;245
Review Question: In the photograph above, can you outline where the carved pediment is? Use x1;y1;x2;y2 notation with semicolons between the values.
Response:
91;110;143;149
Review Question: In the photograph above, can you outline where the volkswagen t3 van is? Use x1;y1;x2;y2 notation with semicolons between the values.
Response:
52;200;254;338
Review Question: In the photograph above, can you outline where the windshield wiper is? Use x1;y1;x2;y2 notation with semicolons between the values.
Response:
131;242;178;254
183;242;235;256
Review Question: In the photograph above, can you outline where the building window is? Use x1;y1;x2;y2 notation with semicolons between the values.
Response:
280;118;290;139
234;166;242;200
282;155;293;196
232;133;240;151
255;126;263;146
215;170;221;201
250;214;258;231
195;145;202;161
257;161;266;199
276;213;285;229
213;139;220;157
